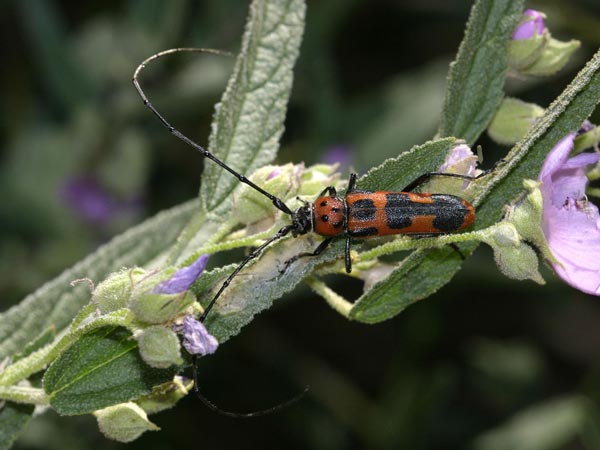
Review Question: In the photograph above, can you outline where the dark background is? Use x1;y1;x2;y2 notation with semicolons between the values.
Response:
1;1;600;449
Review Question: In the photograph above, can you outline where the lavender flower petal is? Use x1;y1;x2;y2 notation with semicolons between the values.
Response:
154;254;209;295
61;177;118;224
539;133;600;295
322;145;353;169
439;144;477;177
512;9;546;40
182;315;218;355
61;176;143;226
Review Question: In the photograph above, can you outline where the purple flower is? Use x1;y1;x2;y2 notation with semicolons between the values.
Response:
266;168;283;180
512;9;546;40
539;133;600;295
153;254;209;295
322;145;353;170
439;143;481;189
182;315;218;355
61;176;143;226
440;144;478;176
61;177;119;224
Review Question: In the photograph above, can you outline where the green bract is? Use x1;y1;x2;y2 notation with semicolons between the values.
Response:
95;402;159;443
129;287;196;325
136;378;192;415
135;326;183;368
488;98;545;145
514;36;581;77
92;268;147;314
482;223;544;284
509;31;548;70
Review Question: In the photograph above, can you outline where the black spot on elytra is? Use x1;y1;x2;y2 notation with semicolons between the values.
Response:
384;193;469;232
349;227;378;237
385;193;413;229
321;215;329;222
350;199;376;221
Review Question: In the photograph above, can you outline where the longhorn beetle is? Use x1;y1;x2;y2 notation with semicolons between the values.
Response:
133;48;484;416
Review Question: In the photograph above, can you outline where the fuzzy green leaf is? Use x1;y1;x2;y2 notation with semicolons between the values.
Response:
357;138;457;192
0;403;34;450
200;0;306;214
0;200;197;361
200;234;342;341
439;0;524;144
43;327;175;416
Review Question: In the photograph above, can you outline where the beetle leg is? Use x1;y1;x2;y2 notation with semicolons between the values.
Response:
347;173;358;192
317;186;337;197
280;237;334;274
345;236;352;273
402;170;491;192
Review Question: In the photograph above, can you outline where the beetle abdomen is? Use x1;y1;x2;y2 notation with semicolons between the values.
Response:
346;192;474;237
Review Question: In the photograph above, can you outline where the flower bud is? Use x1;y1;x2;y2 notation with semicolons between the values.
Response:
509;9;579;77
297;164;341;197
493;240;544;284
128;255;208;324
423;143;481;194
92;268;146;314
488;98;545;145
182;315;218;356
521;37;580;77
135;326;183;368
136;377;193;415
233;163;300;225
512;9;546;40
129;288;196;325
480;222;544;284
94;402;159;443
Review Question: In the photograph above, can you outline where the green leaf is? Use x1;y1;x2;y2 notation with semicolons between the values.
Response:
12;326;56;362
350;247;468;323
43;327;174;416
200;0;306;214
351;48;600;323
0;403;34;450
439;0;524;144
0;200;196;361
201;233;342;341
357;137;457;192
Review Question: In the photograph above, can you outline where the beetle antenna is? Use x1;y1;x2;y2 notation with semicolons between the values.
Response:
200;225;293;321
132;47;293;216
192;356;308;418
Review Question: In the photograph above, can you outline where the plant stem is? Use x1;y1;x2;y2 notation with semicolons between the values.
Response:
357;226;498;263
305;277;352;317
0;386;49;405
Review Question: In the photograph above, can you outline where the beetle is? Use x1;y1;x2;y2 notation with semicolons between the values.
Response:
277;172;475;277
133;48;481;416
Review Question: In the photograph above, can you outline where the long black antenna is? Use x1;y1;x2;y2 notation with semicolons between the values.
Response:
192;356;308;418
132;47;293;215
134;48;307;418
200;225;293;321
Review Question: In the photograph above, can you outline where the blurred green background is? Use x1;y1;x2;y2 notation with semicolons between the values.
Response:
2;0;600;449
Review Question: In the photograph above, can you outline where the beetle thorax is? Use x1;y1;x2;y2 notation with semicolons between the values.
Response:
313;195;346;236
